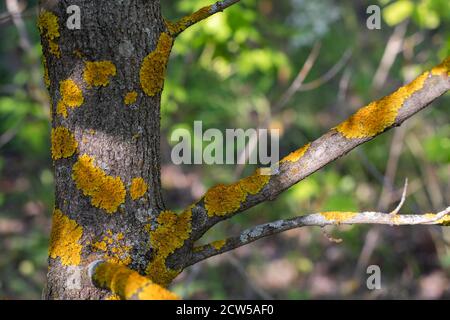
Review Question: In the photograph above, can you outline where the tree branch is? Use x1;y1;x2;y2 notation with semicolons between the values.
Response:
166;0;241;37
89;261;179;300
185;58;450;241
187;206;450;266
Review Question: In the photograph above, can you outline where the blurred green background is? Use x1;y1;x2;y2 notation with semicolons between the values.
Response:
0;0;449;299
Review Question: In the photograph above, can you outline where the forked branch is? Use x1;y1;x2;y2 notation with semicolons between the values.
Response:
185;58;450;241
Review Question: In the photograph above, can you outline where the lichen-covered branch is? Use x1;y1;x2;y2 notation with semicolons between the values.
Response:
89;261;179;300
186;58;450;241
165;0;241;37
188;207;450;266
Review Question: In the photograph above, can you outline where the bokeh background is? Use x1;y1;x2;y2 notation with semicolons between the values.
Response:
0;0;449;299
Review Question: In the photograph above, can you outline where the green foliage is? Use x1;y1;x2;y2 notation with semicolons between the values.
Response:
0;0;448;299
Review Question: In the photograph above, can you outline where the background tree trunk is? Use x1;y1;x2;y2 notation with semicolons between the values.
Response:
41;0;167;299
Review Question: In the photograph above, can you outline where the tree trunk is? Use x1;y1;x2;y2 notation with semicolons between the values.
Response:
40;0;169;299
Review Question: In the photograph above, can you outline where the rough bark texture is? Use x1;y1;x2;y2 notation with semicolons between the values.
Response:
41;0;166;299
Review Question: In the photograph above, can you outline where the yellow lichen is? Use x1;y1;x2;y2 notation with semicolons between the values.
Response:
124;91;138;105
431;57;450;76
320;211;357;223
204;168;271;217
211;240;226;250
83;61;117;87
42;57;50;89
37;10;61;57
239;168;271;195
280;143;311;164
72;154;126;213
130;177;148;200
59;79;84;118
105;294;121;300
165;6;212;36
92;230;132;265
145;209;192;286
93;262;179;300
49;209;83;266
51;126;78;160
423;213;450;226
204;183;246;217
336;72;429;139
139;32;173;96
56;100;68;118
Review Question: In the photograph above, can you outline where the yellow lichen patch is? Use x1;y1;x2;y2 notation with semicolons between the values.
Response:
239;168;271;195
204;168;272;217
42;57;50;89
423;213;450;226
124;91;138;105
431;57;450;76
336;72;428;139
165;6;212;36
204;183;246;217
320;211;357;223
130;177;148;200
49;209;83;266
105;294;121;300
211;240;226;250
72;154;126;213
92;231;132;265
51;126;78;160
83;61;117;87
280;143;311;164
139;32;173;96
93;262;179;300
145;209;192;286
56;100;68;118
37;10;61;57
60;79;84;115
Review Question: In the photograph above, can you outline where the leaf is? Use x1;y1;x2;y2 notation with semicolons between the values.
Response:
383;0;414;26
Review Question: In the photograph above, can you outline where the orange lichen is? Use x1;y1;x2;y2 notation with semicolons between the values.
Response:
280;143;311;164
336;72;429;139
92;262;179;300
211;240;226;250
37;10;61;57
58;79;84;118
145;209;192;286
431;57;450;76
83;61;117;87
139;32;173;96
239;168;271;195
165;6;212;36
124;91;138;105
49;209;83;266
130;177;148;200
105;294;121;300
92;230;132;265
320;211;357;223
56;100;68;118
51;126;78;160
204;169;271;217
72;154;126;213
204;183;246;217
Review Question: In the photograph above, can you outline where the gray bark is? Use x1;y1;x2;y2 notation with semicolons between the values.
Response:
41;0;166;299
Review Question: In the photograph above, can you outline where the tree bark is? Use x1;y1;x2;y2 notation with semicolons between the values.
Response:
40;0;167;299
